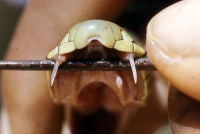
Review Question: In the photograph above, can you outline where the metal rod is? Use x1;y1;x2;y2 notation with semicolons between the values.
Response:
0;58;156;71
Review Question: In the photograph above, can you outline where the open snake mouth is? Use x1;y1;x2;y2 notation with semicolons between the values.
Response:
48;42;146;113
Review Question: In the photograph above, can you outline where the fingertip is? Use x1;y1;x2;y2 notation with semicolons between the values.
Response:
146;0;200;101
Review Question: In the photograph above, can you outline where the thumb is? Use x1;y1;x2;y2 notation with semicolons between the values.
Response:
146;0;200;102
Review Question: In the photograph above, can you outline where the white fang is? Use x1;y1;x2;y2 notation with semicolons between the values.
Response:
50;61;60;86
126;54;137;84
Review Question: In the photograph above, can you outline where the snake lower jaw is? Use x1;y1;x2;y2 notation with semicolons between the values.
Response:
48;70;146;113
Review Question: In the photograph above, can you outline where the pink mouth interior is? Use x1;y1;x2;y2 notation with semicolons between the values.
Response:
75;82;122;113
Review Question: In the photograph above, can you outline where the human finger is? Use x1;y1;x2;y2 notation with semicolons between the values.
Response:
146;0;200;101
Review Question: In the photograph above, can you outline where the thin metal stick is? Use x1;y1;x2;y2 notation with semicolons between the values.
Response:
0;58;156;71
